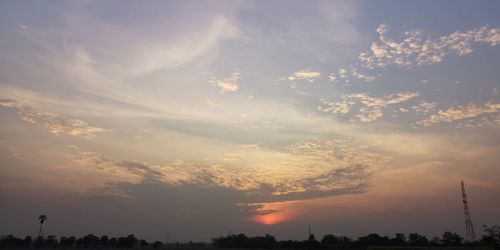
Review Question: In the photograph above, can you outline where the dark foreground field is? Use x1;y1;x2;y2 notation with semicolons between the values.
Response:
0;247;495;250
368;247;494;250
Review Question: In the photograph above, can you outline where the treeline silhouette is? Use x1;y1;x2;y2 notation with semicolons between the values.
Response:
1;226;499;250
0;234;156;248
213;231;498;249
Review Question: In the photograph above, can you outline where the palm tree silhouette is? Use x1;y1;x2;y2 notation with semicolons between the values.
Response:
38;215;47;237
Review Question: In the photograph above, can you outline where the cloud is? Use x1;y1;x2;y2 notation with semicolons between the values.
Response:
454;114;500;128
74;152;205;187
358;24;500;69
328;67;376;85
257;137;390;201
131;15;240;75
71;135;384;203
239;144;262;150
328;74;337;82
326;24;498;86
72;12;240;76
295;165;369;193
295;90;309;96
338;68;348;82
319;98;354;114
319;92;419;122
286;69;321;82
350;67;376;82
74;150;268;194
0;97;109;139
418;100;500;127
412;100;438;114
209;72;241;93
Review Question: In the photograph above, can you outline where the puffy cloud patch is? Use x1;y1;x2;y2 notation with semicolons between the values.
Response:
209;72;241;93
418;101;500;127
328;67;376;85
328;74;337;82
359;24;500;69
286;69;321;82
319;92;419;122
351;67;376;82
336;68;350;84
412;100;438;114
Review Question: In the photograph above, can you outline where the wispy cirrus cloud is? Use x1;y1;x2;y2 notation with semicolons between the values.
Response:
418;100;500;127
62;13;240;77
0;98;109;139
319;92;419;122
358;24;500;69
132;16;240;75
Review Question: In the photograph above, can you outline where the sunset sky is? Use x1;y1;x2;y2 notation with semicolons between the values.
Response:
1;0;500;242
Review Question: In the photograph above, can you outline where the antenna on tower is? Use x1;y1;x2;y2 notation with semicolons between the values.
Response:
461;180;476;242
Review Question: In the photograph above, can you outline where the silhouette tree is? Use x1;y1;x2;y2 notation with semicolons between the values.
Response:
321;234;353;248
126;234;139;248
76;238;84;247
152;241;163;248
442;232;462;246
358;233;390;246
139;239;148;248
234;234;249;248
0;235;19;248
34;236;44;247
37;215;47;237
118;234;138;248
23;236;33;247
82;234;99;247
482;225;500;249
248;234;276;249
408;233;428;246
304;233;320;249
4;230;497;249
391;233;406;245
100;235;109;247
308;233;316;242
60;236;76;247
321;234;338;245
108;237;117;247
45;235;58;247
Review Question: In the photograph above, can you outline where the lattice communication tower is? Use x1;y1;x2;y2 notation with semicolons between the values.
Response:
461;180;475;242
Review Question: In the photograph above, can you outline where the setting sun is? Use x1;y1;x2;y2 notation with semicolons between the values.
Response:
253;213;290;226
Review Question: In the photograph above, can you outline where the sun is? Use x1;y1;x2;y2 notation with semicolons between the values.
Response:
252;213;289;225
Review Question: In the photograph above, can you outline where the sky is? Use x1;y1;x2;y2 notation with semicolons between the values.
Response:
1;0;500;242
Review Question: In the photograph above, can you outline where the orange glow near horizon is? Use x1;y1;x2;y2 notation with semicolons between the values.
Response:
248;200;304;226
253;213;289;225
251;205;294;225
